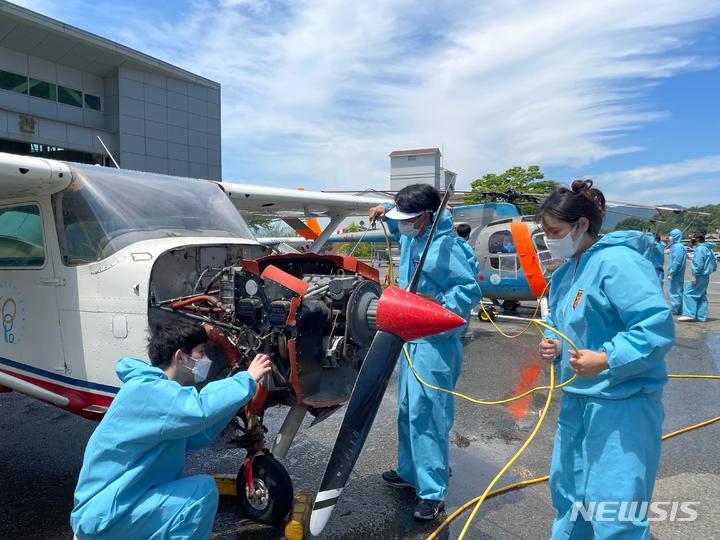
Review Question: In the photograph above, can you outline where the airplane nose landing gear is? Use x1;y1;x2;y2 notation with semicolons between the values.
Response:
237;453;293;524
231;412;294;525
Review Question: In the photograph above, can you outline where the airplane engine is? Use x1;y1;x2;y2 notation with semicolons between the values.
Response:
150;250;382;414
214;261;382;410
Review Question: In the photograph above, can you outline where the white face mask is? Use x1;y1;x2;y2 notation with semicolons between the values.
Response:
398;220;419;238
190;354;212;383
545;224;584;259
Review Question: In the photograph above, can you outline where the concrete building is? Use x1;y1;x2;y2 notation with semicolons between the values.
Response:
389;147;456;192
0;1;221;179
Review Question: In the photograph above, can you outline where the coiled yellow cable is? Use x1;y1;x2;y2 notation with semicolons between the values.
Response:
403;318;578;406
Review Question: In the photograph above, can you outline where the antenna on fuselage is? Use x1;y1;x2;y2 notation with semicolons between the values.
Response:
96;135;120;168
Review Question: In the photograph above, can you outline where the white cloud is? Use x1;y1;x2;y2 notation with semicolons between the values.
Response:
11;0;720;195
593;155;720;206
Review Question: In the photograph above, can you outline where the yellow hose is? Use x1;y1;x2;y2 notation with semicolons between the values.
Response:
421;320;720;539
456;362;555;539
428;390;720;540
478;290;543;339
380;221;394;287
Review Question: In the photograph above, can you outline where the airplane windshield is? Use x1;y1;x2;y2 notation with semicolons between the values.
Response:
52;164;256;265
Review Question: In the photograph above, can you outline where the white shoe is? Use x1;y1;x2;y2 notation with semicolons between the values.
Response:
677;316;696;322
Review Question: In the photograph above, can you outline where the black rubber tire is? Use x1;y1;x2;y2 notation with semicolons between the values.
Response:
478;307;497;322
237;454;294;524
502;300;519;311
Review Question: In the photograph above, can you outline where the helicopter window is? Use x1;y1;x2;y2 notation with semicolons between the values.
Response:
532;231;547;251
0;204;45;267
488;230;516;254
52;164;256;265
488;230;519;273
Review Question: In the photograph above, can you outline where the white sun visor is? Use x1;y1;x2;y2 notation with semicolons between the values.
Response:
385;206;424;220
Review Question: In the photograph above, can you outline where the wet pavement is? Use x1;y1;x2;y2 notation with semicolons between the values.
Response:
1;276;719;540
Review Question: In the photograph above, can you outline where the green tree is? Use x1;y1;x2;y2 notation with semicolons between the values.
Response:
335;222;371;258
464;165;559;214
614;217;656;232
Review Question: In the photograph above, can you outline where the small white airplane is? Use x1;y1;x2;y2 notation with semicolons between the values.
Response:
0;151;466;524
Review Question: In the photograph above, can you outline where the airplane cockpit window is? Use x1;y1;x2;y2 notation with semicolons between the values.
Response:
52;164;256;265
0;204;45;267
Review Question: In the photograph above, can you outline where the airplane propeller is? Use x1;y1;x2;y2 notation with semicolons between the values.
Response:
310;179;464;535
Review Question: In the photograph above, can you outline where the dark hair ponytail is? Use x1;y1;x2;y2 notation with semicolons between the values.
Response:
536;178;606;236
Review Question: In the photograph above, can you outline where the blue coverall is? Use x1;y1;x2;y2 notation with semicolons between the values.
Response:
666;229;687;314
71;357;257;540
643;234;665;287
681;241;717;322
385;207;482;501
544;231;674;539
458;236;480;278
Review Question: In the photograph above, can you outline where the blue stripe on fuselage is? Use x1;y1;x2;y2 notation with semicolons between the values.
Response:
0;356;119;394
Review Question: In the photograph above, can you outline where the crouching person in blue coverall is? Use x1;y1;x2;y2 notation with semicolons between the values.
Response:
71;318;272;540
666;228;687;314
369;184;482;521
537;179;674;539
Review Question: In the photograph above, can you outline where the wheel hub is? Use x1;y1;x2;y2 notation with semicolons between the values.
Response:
246;478;270;511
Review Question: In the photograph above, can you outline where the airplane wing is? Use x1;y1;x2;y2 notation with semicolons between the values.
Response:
220;182;391;219
221;182;392;253
0;152;71;197
256;229;391;247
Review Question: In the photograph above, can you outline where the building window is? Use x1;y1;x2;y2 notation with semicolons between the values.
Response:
0;69;28;94
58;85;83;107
0;137;109;166
0;204;45;267
1;71;101;110
408;155;417;161
84;93;102;111
28;79;57;101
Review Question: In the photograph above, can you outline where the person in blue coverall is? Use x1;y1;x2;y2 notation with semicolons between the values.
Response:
643;232;665;287
369;184;481;521
71;318;272;540
666;228;687;314
537;179;674;540
678;232;717;322
455;223;480;339
455;223;480;277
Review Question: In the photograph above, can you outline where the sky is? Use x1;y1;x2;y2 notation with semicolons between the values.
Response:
13;0;720;207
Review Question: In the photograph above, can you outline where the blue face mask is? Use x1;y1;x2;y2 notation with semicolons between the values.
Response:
398;220;420;238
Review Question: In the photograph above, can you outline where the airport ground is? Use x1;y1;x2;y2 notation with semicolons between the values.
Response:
1;271;719;540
